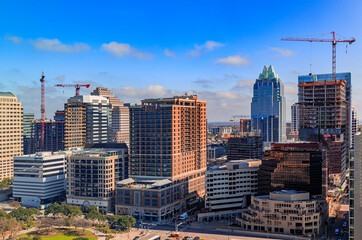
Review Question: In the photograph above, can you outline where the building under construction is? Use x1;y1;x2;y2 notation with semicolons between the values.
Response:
226;135;263;161
298;73;351;184
258;142;324;196
24;111;65;154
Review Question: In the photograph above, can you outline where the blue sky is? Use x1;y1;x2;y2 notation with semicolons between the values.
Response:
1;0;362;121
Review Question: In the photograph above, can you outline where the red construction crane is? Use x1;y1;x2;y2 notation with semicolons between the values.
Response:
40;72;45;149
55;84;91;96
281;31;355;80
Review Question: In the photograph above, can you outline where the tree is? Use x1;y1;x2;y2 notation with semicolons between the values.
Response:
74;218;92;233
0;218;8;240
0;212;9;219
10;207;40;223
118;215;136;230
9;201;20;208
0;178;13;190
60;204;82;217
85;207;104;225
44;203;62;218
8;217;21;238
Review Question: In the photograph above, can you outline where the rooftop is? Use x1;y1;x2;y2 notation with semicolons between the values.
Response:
0;92;16;98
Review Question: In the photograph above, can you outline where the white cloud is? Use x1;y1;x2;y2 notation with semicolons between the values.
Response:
102;42;152;59
215;55;251;66
5;35;22;43
111;84;252;122
164;49;176;57
188;40;224;57
270;47;294;57
30;38;90;52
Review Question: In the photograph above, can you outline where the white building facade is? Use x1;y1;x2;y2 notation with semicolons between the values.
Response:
13;151;68;208
198;160;261;222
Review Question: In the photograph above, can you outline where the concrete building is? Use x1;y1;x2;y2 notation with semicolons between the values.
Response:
91;87;130;147
298;73;351;184
258;143;323;196
23;113;34;155
64;95;112;148
198;159;261;222
13;151;68;208
352;107;359;149
116;95;207;222
0;92;23;180
251;65;286;145
350;133;361;239
291;103;299;135
226;135;263;161
237;190;321;236
66;145;128;213
207;144;226;161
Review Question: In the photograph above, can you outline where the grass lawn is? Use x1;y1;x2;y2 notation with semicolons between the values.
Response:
17;228;98;240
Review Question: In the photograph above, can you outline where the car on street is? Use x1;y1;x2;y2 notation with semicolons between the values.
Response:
335;228;340;235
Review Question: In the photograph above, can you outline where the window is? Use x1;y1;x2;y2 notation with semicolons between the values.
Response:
152;199;158;207
125;198;130;204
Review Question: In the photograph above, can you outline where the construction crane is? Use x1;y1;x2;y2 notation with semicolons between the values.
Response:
55;84;91;96
281;31;355;80
230;115;251;135
40;72;45;149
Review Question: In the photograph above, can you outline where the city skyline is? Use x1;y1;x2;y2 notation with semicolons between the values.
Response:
1;1;362;122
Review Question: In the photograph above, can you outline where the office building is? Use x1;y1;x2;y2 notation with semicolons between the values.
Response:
13;151;68;208
207;144;226;161
298;73;351;183
116;95;206;222
226;135;263;161
64;95;112;148
91;87;130;147
350;133;361;239
258;143;323;196
0;92;23;180
291;103;299;135
23;113;34;155
237;190;321;236
198;159;261;222
251;65;286;145
352;107;359;149
66;145;128;213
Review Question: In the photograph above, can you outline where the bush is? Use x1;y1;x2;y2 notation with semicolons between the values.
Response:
18;237;32;240
73;238;89;240
33;237;42;240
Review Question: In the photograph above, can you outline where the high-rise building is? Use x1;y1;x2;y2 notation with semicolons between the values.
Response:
23;113;34;154
91;87;130;147
198;159;261;222
350;133;361;239
13;151;68;208
251;65;286;145
291;103;299;134
66;144;128;213
258;143;323;196
64;95;112;148
352;107;359;149
115;95;207;222
129;95;206;189
0;92;23;180
298;73;351;184
226;135;263;160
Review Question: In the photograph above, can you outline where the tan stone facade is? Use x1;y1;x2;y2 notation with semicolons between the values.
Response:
0;92;23;180
237;190;321;236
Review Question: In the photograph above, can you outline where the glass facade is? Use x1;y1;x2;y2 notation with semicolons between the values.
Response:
251;65;286;144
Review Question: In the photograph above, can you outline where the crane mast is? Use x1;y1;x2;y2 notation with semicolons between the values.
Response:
40;72;45;150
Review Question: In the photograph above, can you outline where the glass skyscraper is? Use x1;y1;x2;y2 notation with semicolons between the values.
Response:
251;65;286;144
